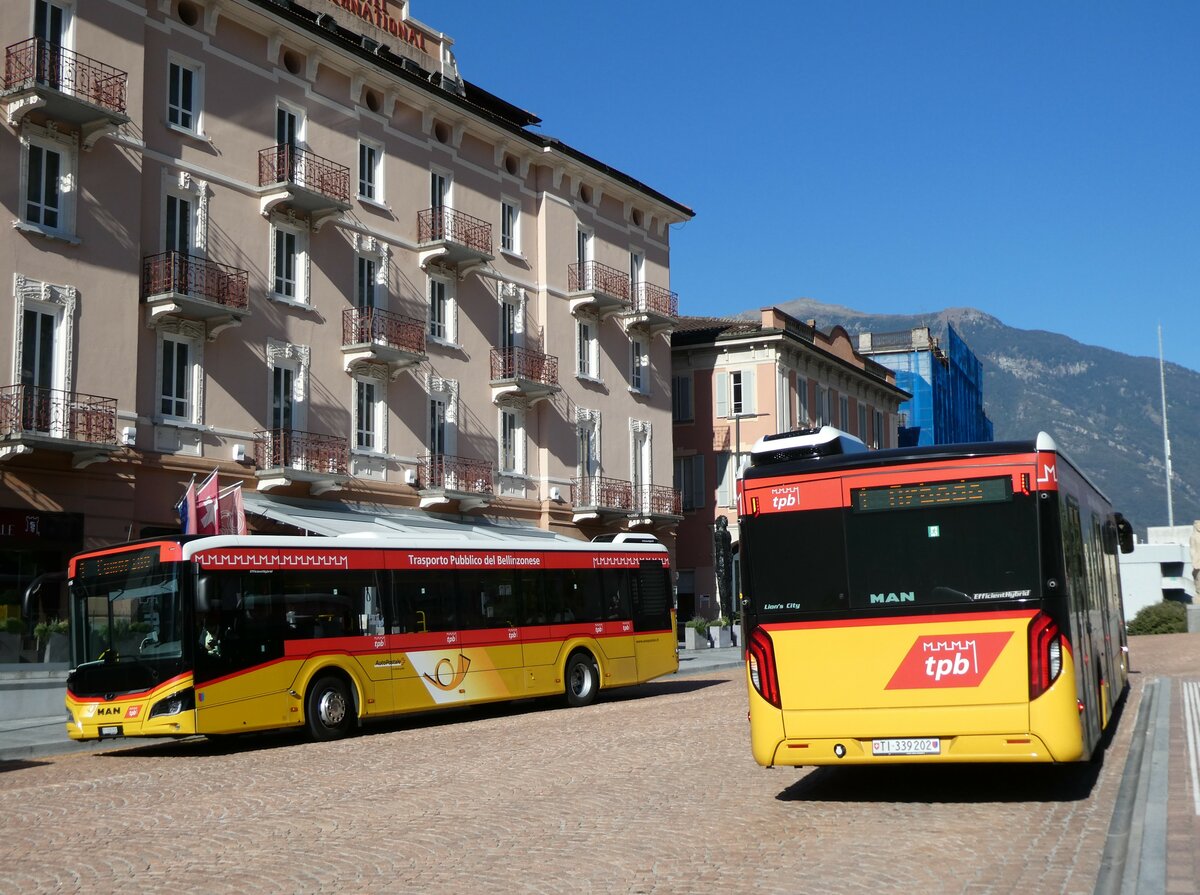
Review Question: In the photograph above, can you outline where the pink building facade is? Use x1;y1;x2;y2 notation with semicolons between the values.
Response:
0;0;691;659
670;309;907;626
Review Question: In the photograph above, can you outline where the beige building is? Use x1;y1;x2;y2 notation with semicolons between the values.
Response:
670;308;907;625
0;0;691;657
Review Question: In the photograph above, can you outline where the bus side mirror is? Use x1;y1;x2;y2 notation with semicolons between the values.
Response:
196;575;221;612
1113;513;1135;554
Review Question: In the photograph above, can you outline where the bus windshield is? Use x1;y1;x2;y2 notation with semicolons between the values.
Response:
744;478;1041;616
69;547;186;667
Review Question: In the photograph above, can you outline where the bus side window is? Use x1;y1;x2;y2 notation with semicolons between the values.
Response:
603;569;632;619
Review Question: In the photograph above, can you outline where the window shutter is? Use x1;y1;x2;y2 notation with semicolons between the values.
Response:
715;372;728;419
716;452;731;507
743;368;756;415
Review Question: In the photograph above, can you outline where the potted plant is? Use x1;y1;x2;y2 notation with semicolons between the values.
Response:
730;611;742;649
709;615;732;649
34;618;69;663
684;617;710;651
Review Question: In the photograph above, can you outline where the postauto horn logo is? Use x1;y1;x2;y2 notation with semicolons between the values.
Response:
885;632;1014;689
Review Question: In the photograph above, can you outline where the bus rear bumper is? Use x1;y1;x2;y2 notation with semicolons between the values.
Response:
763;732;1059;766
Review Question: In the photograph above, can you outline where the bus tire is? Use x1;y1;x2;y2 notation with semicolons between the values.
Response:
565;651;599;708
306;675;353;741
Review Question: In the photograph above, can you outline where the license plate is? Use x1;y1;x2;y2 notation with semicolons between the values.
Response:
99;726;122;737
872;737;940;756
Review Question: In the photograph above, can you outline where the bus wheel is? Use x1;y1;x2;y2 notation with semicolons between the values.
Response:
306;675;353;741
565;652;599;708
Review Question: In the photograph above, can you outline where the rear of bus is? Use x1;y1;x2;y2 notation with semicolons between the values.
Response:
740;436;1085;766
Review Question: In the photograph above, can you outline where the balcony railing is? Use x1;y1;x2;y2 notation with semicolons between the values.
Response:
3;38;128;116
568;261;631;302
489;346;559;388
571;476;634;512
638;484;683;517
342;307;426;355
255;429;348;475
258;144;350;206
142;252;249;311
631;281;679;319
421;454;494;495
0;385;117;445
417;206;492;257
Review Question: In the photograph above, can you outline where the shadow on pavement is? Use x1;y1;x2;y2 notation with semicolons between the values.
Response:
776;681;1134;805
0;758;54;773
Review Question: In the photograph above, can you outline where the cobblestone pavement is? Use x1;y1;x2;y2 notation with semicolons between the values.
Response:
0;634;1195;895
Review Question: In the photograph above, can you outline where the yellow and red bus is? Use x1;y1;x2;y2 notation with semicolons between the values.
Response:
64;533;677;742
740;427;1133;766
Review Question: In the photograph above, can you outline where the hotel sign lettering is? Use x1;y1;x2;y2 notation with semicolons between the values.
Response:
324;0;428;53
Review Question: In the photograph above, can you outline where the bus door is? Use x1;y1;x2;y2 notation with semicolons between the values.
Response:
633;560;675;682
596;568;636;685
1060;496;1101;750
456;568;525;699
388;569;471;711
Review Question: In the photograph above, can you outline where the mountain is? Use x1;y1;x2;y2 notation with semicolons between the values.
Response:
758;298;1199;535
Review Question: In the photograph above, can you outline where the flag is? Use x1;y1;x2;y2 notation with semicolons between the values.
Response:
175;477;197;535
218;482;247;536
195;471;220;535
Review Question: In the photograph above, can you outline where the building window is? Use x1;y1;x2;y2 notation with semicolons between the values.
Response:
858;404;868;440
797;376;809;427
576;227;592;265
167;57;202;134
428;275;454;342
839;396;849;430
159;334;193;420
576;412;600;480
499;407;524;474
21;129;76;237
672;374;693;422
716;451;737;508
356;255;377;309
874;410;885;449
576;317;598;379
165;193;193;254
501;199;519;253
716;369;755;419
270;222;307;303
358;138;382;201
674;455;704;512
630;336;648;394
354;376;384;452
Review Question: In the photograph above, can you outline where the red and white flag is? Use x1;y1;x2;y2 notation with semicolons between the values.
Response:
218;482;247;536
195;471;220;535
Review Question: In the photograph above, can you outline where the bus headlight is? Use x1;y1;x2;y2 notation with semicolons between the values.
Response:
148;688;195;719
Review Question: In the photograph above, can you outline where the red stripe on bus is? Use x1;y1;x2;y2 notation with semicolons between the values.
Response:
192;548;669;572
67;672;191;703
759;608;1040;631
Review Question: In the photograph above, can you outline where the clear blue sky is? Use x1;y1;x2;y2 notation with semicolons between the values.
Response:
430;2;1200;372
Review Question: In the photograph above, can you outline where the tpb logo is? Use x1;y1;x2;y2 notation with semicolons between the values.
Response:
886;631;1014;689
769;485;800;511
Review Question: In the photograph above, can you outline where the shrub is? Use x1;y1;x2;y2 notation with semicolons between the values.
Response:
685;617;710;634
3;617;22;635
33;618;68;643
1127;600;1188;636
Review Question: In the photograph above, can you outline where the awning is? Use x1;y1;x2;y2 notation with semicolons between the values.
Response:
242;493;574;543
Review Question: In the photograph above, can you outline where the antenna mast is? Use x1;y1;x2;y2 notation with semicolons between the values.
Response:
1159;324;1174;526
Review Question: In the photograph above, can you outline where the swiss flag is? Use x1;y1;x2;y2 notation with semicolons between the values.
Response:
195;472;220;535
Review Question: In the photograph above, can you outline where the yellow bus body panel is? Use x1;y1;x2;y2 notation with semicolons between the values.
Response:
748;613;1087;766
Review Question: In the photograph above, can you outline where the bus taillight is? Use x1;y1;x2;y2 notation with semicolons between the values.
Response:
1028;612;1063;700
747;627;781;708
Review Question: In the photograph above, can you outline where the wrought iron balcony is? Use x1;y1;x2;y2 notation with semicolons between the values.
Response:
141;252;249;335
636;483;683;520
568;261;631;318
2;38;129;143
341;307;426;376
0;385;119;466
258;144;351;223
489;346;560;404
253;429;348;477
417;206;493;271
571;476;635;516
418;454;494;510
622;281;680;334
